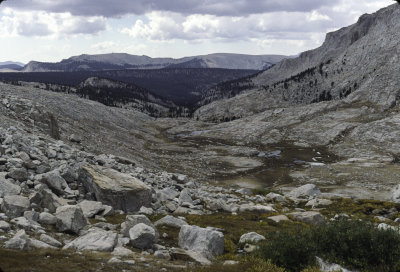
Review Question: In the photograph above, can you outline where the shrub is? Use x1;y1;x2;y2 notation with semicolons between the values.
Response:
256;220;400;272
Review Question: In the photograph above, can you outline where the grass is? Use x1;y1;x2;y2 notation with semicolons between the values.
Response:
318;198;400;221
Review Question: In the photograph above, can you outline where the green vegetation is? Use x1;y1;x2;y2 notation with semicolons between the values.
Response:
256;219;400;272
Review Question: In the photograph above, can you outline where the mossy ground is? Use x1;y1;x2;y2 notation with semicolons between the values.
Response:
1;197;399;272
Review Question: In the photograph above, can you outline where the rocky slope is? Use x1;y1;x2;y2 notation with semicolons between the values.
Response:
195;3;400;121
22;53;287;72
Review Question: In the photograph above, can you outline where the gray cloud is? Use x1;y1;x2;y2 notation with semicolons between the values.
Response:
5;0;337;17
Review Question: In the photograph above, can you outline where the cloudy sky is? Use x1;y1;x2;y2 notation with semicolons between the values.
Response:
0;0;393;63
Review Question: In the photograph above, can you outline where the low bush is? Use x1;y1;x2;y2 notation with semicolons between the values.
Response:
256;219;400;272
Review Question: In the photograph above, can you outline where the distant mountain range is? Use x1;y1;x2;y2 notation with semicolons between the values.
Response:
0;61;24;71
22;53;288;72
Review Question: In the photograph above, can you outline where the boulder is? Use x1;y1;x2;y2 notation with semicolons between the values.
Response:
4;230;30;251
121;215;157;238
11;217;42;231
2;195;30;218
55;205;88;234
287;184;321;200
239;232;266;244
288;211;325;225
0;172;21;197
40;171;69;196
79;165;152;213
154;215;188;228
179;189;193;205
77;200;104;218
266;192;287;202
64;228;118;252
0;220;11;231
179;225;224;259
40;234;62;248
30;188;68;213
129;223;157;249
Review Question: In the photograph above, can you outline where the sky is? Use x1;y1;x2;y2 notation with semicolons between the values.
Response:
0;0;394;64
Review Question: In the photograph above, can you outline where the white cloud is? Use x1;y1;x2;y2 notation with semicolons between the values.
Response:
0;9;106;38
121;11;337;42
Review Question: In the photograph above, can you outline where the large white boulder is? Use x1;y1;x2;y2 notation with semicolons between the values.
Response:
121;215;158;238
178;225;224;259
129;223;157;250
79;165;152;213
64;228;118;252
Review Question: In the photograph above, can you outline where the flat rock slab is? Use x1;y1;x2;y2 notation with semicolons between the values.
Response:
64;228;118;252
79;165;152;213
288;211;325;225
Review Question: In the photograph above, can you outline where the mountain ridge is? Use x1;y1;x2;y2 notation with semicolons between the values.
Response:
22;53;288;72
195;3;400;121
